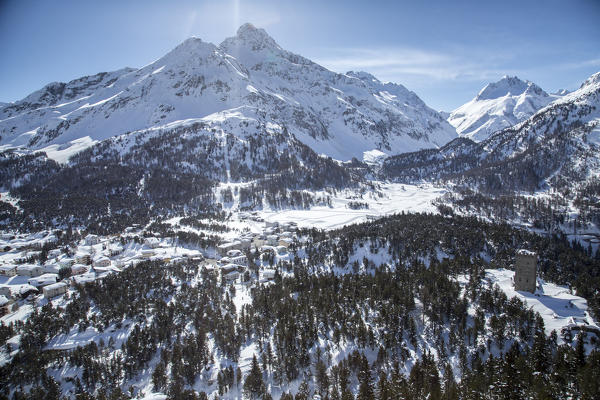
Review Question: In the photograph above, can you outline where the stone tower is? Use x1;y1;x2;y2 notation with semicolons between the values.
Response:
514;249;537;292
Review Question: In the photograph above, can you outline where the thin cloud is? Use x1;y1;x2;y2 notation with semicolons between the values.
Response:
557;57;600;70
314;47;511;83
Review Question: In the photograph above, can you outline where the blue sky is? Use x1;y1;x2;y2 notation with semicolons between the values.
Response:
1;0;599;111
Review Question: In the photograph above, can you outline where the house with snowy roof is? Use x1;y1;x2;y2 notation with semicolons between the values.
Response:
0;265;17;277
16;264;44;277
43;282;68;298
28;273;58;288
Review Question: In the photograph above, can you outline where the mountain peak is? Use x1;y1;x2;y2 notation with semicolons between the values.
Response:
236;23;260;37
476;76;546;100
222;23;280;51
580;71;600;88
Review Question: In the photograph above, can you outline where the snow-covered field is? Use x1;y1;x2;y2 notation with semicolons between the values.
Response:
485;268;598;342
226;183;445;232
261;183;443;230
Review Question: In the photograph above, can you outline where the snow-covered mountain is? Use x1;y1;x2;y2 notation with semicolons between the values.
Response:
448;76;560;142
384;71;600;193
0;23;456;162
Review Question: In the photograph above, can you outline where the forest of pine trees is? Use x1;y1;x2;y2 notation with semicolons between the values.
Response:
0;213;599;399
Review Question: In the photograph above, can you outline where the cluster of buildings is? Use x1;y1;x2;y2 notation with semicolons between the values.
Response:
0;234;131;313
212;221;297;284
0;220;297;316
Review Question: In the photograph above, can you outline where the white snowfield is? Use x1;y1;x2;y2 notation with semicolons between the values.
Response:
449;76;560;142
256;183;444;230
0;23;456;163
485;268;598;342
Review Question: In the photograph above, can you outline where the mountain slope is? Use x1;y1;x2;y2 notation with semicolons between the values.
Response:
1;104;365;232
0;23;456;162
384;71;600;193
448;76;559;142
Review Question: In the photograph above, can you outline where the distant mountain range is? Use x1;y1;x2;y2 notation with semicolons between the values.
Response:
448;76;561;142
384;72;600;194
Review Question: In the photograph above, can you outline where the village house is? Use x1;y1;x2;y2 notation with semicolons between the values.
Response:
58;258;74;269
85;234;100;245
218;256;231;265
217;241;243;256
0;265;17;277
28;273;58;288
203;264;216;274
279;238;293;248
93;257;111;268
19;285;39;298
220;263;240;274
75;253;91;265
230;255;248;266
140;249;155;259
0;285;12;298
16;264;44;277
0;295;12;316
221;270;240;283
282;222;297;231
43;282;68;298
227;249;243;258
108;244;124;257
71;272;97;286
71;264;88;276
280;231;293;239
93;265;119;275
43;264;60;274
261;268;276;280
144;237;161;248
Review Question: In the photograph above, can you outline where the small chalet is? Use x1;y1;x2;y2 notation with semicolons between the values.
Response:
43;282;68;298
93;257;111;268
0;265;17;277
71;264;88;276
16;264;44;277
28;273;58;288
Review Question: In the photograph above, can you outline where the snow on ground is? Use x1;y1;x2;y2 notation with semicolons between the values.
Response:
256;183;444;231
362;149;388;164
39;136;98;164
485;268;598;342
0;303;34;325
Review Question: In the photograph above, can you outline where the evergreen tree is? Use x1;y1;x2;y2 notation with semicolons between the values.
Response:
296;379;311;400
243;355;265;400
315;358;329;398
357;354;374;400
152;362;167;392
376;370;391;400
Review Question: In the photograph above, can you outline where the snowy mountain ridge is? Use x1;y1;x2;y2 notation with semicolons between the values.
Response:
448;75;560;142
0;23;456;163
384;70;600;193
